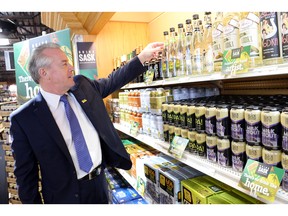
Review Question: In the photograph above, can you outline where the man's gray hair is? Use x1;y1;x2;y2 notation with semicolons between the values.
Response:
28;43;61;84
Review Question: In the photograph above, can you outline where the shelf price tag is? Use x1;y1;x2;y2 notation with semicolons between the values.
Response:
222;45;251;76
168;135;189;159
238;159;285;203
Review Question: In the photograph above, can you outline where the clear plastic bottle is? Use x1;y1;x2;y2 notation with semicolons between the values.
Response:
192;17;204;75
169;27;177;77
212;12;224;72
185;19;193;75
162;31;170;78
239;12;263;68
176;23;186;77
223;12;240;51
260;12;283;65
203;12;214;74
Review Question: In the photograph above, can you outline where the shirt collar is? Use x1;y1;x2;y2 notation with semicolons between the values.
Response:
40;88;63;111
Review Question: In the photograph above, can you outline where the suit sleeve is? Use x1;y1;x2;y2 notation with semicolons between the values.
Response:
93;56;146;98
10;115;42;204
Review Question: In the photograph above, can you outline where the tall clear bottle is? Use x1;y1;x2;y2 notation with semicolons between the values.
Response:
223;12;240;51
192;18;204;75
162;31;170;78
185;19;193;75
169;27;177;77
212;12;224;72
260;12;283;65
176;23;186;77
203;12;214;74
239;12;263;68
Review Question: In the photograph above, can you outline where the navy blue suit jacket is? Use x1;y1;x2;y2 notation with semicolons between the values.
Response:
10;57;146;204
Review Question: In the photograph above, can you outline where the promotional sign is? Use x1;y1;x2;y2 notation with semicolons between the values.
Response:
238;159;285;202
72;34;98;80
13;28;73;104
168;136;189;159
222;45;251;76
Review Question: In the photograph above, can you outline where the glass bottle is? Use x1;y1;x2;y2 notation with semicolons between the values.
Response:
169;27;177;77
192;17;204;75
223;12;240;51
162;31;170;78
212;12;224;72
260;12;283;65
239;12;263;68
203;12;214;74
185;19;193;75
176;23;186;77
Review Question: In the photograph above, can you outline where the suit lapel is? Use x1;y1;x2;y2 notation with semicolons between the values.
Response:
33;93;74;166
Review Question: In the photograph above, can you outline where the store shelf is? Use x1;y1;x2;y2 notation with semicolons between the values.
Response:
114;123;288;204
121;63;288;89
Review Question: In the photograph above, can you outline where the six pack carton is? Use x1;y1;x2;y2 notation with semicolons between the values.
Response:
181;176;224;204
159;165;204;204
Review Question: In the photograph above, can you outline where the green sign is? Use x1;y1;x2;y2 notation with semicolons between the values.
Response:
238;159;285;203
13;28;73;104
168;135;189;159
222;45;251;76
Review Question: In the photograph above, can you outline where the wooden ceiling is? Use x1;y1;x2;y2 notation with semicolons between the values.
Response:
41;12;116;38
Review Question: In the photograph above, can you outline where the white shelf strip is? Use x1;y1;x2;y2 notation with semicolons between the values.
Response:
114;123;288;204
121;63;288;89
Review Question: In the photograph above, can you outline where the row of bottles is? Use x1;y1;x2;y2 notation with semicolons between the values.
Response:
160;12;288;80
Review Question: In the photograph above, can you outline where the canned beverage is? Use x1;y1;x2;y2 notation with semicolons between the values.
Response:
205;103;217;136
196;132;207;157
216;104;231;138
245;105;262;145
246;143;263;162
230;104;246;141
231;140;247;172
261;106;282;149
217;137;232;167
281;151;288;192
262;146;282;168
206;135;217;163
187;130;197;154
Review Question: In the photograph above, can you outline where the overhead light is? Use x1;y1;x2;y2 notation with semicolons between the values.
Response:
0;38;10;45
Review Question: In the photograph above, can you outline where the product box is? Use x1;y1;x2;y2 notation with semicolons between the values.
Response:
124;197;149;204
181;176;224;204
158;166;189;204
111;187;142;204
207;191;250;204
143;155;178;204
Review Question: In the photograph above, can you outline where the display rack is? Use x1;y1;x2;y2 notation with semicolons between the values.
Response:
114;123;288;204
121;63;288;89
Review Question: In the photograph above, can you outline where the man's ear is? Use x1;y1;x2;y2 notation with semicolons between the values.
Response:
39;68;47;78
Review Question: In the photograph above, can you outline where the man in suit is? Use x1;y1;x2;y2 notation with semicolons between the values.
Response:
9;42;164;204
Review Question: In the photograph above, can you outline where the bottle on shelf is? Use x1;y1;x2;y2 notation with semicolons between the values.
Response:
203;12;214;74
192;14;204;75
169;27;177;77
185;19;193;75
212;12;224;72
260;12;283;65
223;12;241;51
239;12;263;68
176;23;186;77
280;12;288;62
162;31;170;78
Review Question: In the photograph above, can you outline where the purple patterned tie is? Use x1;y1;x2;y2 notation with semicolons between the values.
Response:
60;94;93;173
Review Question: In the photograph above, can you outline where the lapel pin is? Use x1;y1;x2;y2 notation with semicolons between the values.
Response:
82;99;87;103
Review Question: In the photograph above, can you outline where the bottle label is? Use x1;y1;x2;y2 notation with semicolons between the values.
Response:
240;15;261;58
260;12;282;60
224;19;240;50
281;12;288;58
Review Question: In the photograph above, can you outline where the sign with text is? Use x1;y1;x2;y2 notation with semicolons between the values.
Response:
168;136;189;159
222;45;251;76
238;159;285;203
76;42;98;80
13;28;72;104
